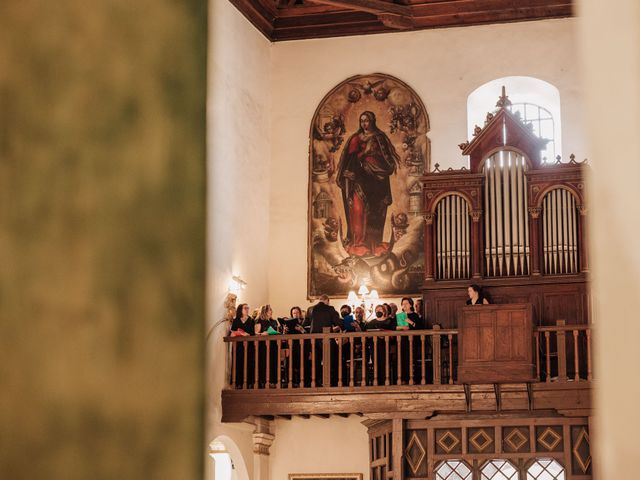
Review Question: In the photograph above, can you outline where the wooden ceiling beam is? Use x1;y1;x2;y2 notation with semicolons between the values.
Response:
310;0;410;17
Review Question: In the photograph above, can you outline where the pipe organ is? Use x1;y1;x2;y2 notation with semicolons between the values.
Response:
542;188;579;275
421;89;589;329
483;150;529;277
435;194;470;280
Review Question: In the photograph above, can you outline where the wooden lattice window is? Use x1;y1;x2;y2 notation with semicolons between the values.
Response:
481;459;519;480
435;460;472;480
527;459;565;480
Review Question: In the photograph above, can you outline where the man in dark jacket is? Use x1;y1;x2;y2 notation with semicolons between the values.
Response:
310;294;343;333
310;294;343;386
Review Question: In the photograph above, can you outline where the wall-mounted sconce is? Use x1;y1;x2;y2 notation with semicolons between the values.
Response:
228;275;247;295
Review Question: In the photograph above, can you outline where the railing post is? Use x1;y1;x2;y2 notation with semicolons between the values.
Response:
322;327;331;388
586;328;593;381
556;320;568;382
433;325;442;384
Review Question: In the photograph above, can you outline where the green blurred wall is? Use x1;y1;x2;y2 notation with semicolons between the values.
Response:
0;1;206;478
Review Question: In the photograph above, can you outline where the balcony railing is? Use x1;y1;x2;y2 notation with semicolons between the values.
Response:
223;321;593;391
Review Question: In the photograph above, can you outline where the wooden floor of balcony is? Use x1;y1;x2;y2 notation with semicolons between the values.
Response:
221;381;591;422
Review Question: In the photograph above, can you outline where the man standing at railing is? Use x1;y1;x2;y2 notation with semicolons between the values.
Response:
310;294;343;386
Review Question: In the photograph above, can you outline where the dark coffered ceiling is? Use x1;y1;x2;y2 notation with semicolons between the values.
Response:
229;0;573;41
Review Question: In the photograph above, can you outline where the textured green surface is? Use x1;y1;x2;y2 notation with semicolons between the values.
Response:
0;1;206;478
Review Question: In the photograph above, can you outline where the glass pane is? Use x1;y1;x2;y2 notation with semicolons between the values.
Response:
540;119;554;141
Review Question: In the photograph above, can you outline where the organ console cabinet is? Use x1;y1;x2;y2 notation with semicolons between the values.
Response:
421;88;589;330
458;303;535;383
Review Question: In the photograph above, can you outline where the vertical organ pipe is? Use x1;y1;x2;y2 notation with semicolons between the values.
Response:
483;151;529;277
434;194;471;280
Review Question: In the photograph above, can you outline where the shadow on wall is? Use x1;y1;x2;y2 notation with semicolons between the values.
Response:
209;436;250;480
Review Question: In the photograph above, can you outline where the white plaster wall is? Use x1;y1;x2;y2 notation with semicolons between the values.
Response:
576;0;640;478
268;18;586;315
207;0;272;476
270;416;371;480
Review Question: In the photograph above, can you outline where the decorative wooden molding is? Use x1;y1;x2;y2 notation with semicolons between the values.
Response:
228;0;573;41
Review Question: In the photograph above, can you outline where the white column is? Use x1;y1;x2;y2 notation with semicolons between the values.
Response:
251;419;275;480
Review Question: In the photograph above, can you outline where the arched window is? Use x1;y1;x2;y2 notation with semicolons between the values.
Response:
527;458;566;480
468;77;561;162
435;460;472;480
481;459;519;480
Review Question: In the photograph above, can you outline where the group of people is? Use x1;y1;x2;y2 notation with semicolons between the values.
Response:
228;285;489;388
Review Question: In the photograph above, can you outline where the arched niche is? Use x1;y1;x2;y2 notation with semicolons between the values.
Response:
209;435;250;480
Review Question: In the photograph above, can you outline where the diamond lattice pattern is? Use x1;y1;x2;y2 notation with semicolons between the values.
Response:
481;459;519;480
527;458;565;480
436;460;472;480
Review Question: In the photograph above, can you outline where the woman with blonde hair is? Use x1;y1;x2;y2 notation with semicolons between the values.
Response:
255;304;280;387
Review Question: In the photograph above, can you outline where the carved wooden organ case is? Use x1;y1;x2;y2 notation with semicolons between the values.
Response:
421;91;589;329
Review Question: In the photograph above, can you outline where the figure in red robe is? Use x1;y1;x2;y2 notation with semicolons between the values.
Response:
336;111;400;257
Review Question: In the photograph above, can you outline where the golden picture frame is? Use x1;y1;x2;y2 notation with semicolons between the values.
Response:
288;474;363;480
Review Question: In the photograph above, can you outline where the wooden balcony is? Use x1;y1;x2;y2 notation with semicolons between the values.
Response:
220;322;592;422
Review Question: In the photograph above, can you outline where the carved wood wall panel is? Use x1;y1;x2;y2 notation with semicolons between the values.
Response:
368;416;592;480
423;279;589;329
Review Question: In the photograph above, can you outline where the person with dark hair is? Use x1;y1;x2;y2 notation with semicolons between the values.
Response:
340;304;356;332
336;110;400;256
282;306;305;386
467;284;490;305
415;298;425;325
397;296;424;384
229;303;255;388
310;294;343;386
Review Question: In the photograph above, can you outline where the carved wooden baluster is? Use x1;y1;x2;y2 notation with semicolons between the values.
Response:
556;320;567;382
231;341;237;388
276;339;282;389
420;334;426;385
338;337;343;388
350;336;355;387
396;335;402;385
361;335;366;387
311;340;316;389
409;335;414;386
254;339;259;389
288;339;293;389
573;329;580;381
266;339;271;387
373;336;379;386
385;336;390;386
586;328;593;381
323;334;331;388
242;340;248;389
300;339;305;388
448;333;454;384
535;332;541;381
433;327;442;384
545;331;551;383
